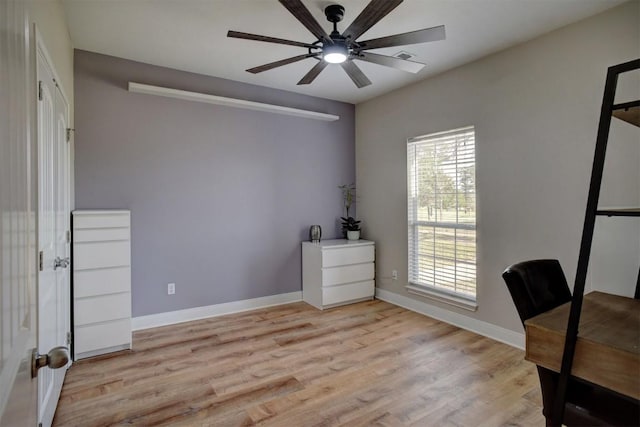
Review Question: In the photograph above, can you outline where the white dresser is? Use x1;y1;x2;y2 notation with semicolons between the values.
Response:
72;210;132;359
302;239;375;309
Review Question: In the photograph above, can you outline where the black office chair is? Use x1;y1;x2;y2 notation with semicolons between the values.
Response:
502;259;639;426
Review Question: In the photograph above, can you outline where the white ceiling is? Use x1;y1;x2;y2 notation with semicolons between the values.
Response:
62;0;625;104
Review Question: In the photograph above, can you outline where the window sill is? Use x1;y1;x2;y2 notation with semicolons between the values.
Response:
406;284;478;312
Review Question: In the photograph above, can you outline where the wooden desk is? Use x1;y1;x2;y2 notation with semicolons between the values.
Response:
525;291;640;399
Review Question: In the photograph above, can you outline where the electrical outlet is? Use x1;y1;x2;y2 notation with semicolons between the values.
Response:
392;270;398;281
167;283;175;295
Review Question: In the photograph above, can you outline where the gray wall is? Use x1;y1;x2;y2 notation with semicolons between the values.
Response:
356;2;639;334
74;50;355;317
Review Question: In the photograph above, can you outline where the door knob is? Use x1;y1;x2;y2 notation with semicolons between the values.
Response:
54;256;70;270
31;346;69;378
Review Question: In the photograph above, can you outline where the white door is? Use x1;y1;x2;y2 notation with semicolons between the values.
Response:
0;1;38;425
36;38;71;427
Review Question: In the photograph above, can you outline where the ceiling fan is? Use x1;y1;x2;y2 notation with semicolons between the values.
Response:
227;0;445;88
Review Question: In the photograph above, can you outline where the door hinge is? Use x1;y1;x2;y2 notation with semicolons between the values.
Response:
38;81;43;101
66;230;71;243
66;331;72;346
38;251;43;271
66;128;75;142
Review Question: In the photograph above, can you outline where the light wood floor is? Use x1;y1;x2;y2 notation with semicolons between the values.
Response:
54;300;544;426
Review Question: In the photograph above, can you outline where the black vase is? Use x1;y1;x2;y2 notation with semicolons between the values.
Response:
309;225;321;242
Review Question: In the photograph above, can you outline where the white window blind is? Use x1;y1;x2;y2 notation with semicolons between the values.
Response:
407;126;476;302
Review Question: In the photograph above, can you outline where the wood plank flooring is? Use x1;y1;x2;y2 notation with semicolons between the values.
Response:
54;300;544;426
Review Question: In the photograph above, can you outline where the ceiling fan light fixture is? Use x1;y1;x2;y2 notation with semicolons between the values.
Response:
323;43;348;64
228;0;446;87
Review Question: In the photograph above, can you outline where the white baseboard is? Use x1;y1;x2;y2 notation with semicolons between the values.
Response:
132;291;302;331
375;287;525;349
131;289;524;349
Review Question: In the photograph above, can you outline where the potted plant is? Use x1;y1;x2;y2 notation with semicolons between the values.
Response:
338;184;361;240
341;216;361;240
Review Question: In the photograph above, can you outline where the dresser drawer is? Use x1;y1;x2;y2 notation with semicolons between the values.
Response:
74;227;129;243
74;213;129;229
322;245;374;267
322;262;374;286
73;240;130;270
74;318;131;355
75;292;131;326
322;280;374;306
74;267;131;298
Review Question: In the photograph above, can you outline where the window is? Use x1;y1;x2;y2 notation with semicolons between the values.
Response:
407;126;476;308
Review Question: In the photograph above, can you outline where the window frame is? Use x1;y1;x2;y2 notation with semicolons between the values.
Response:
406;126;478;311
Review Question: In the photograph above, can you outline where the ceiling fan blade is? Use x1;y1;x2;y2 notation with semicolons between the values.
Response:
279;0;331;43
340;61;372;88
342;0;403;41
227;31;317;49
357;52;425;73
247;54;317;74
297;61;329;85
358;25;446;50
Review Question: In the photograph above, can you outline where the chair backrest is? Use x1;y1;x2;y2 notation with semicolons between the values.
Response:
502;259;572;326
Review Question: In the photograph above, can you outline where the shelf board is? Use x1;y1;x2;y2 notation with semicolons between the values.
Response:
128;82;340;122
612;100;640;127
596;208;640;217
525;292;640;399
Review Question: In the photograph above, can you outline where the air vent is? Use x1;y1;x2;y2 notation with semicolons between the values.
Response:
394;51;416;60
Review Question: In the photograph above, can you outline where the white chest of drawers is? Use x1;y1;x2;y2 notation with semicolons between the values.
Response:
72;210;132;359
302;239;375;309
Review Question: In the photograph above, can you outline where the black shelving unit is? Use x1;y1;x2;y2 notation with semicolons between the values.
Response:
551;58;640;425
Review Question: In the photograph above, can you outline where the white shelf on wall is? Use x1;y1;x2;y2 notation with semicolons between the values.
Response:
128;82;340;122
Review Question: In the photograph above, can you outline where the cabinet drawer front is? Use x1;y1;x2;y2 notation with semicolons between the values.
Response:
322;263;374;286
74;213;129;229
75;318;131;355
74;227;129;243
75;292;131;326
323;280;374;306
74;267;131;298
322;245;374;267
74;241;130;270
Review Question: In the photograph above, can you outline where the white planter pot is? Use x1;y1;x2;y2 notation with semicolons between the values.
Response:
347;230;360;241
